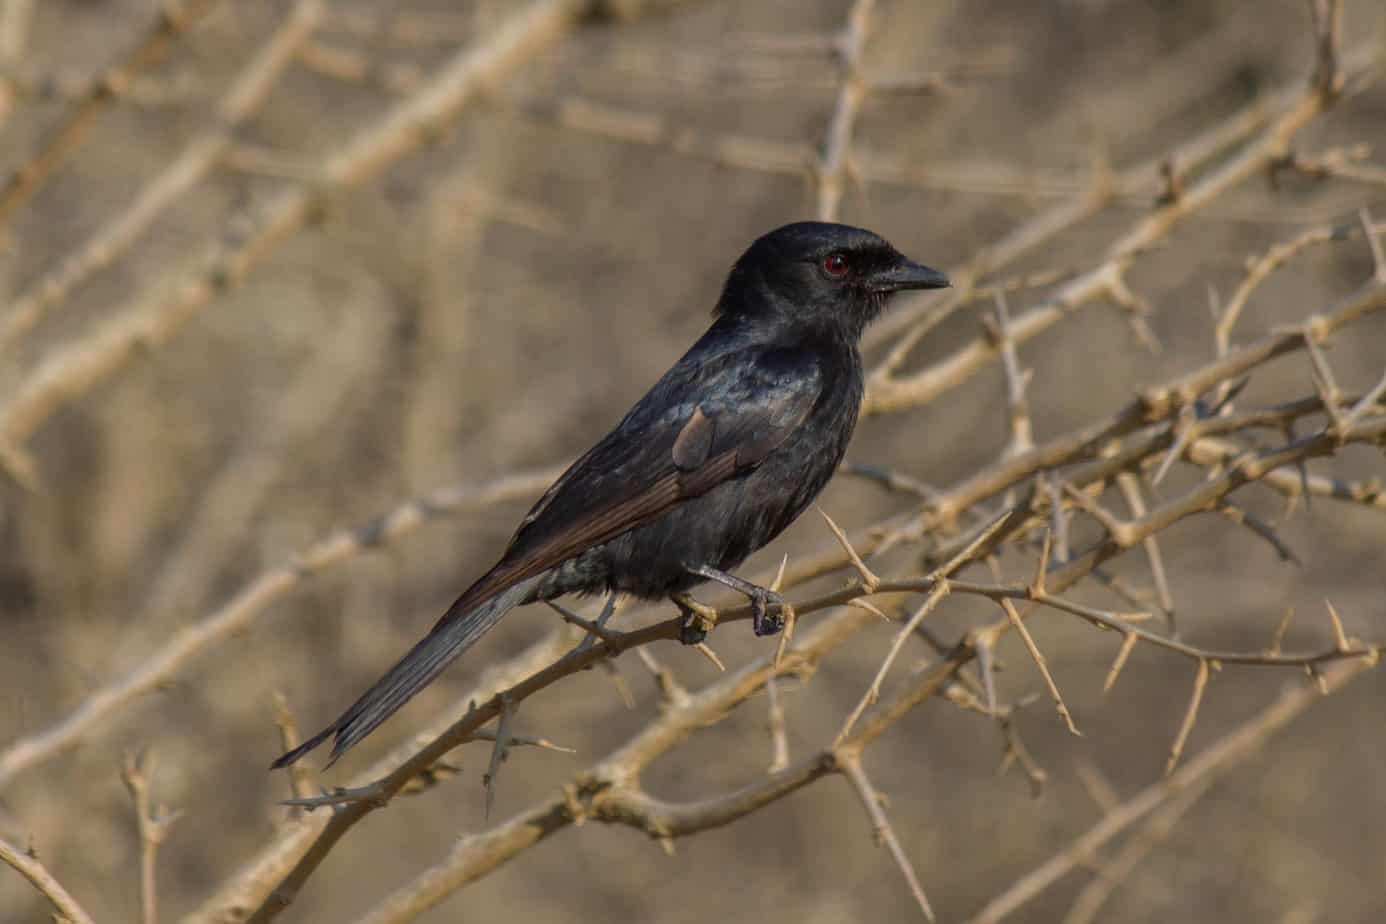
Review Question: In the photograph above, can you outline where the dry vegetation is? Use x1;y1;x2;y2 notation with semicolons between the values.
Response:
2;0;1386;921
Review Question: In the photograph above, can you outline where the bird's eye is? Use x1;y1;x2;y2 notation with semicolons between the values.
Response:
822;253;849;277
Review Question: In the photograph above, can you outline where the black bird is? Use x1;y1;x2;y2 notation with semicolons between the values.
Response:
273;221;948;768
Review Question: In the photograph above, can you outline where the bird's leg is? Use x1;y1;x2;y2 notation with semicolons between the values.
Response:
548;593;624;655
685;564;786;637
576;591;619;653
670;591;718;645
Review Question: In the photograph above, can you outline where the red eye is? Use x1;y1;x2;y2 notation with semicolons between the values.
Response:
822;253;849;277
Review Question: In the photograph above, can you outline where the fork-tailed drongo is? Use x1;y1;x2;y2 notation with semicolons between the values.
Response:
273;221;949;768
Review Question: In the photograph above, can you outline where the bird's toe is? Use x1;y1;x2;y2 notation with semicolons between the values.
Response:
678;615;710;645
752;592;786;637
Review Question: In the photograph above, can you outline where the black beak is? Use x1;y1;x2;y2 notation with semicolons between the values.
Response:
872;259;950;293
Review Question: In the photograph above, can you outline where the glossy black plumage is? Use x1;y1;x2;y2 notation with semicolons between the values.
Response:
273;221;948;768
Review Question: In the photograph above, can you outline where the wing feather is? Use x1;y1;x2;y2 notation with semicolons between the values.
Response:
436;345;821;625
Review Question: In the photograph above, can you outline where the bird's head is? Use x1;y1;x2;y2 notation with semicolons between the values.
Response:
714;221;949;341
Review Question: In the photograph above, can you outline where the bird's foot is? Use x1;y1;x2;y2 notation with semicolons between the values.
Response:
683;563;789;638
671;592;717;645
750;587;787;637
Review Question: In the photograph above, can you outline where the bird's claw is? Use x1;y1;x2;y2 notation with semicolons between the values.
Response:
679;617;709;645
751;589;786;637
672;593;716;645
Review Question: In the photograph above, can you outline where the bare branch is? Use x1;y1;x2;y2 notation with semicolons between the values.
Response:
0;834;96;924
0;0;597;486
0;466;560;788
0;0;227;227
272;693;318;805
967;656;1375;924
0;0;325;351
839;753;936;922
122;750;182;924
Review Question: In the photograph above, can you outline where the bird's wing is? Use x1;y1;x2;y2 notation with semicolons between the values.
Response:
436;344;823;626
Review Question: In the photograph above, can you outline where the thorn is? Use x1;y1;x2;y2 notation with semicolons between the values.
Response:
1216;502;1300;564
773;600;799;670
1165;658;1209;775
770;553;790;593
975;632;998;718
280;782;387;810
766;676;790;773
1064;482;1134;547
848;598;892;621
1303;326;1348;436
1342;367;1386;431
1032;528;1052;594
1152;411;1196;486
601;660;636;709
1047;475;1070;563
470;728;576;754
1268;607;1295;656
1104;632;1139;694
548;599;625;646
1323;599;1351;652
1361;205;1386;283
635;647;690;708
834;582;952;748
819;506;881;592
483;695;517;820
694;642;726;672
1001;599;1081;736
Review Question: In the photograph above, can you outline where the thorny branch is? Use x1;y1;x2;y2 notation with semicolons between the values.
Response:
966;656;1376;924
4;1;1385;921
0;0;602;487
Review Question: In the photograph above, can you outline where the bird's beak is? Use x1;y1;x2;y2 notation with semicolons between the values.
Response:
872;259;950;293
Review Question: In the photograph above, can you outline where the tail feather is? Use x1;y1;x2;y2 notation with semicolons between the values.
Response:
272;577;537;769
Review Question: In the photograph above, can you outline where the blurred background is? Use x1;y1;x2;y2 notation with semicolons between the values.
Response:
1;1;1385;921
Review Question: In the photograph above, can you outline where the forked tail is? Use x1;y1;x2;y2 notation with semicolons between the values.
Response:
271;577;539;768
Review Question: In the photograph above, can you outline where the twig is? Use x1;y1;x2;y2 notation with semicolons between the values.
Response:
814;0;874;220
1217;217;1386;347
635;647;690;708
966;656;1374;924
0;834;96;924
991;292;1035;458
0;465;561;788
272;693;317;804
0;0;325;351
834;582;951;747
864;44;1374;416
0;0;226;227
1061;775;1217;924
122;750;182;924
0;0;597;487
838;753;936;921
